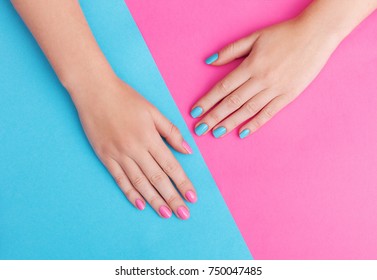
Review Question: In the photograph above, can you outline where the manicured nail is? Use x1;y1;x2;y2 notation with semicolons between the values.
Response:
182;140;193;154
135;199;145;210
159;205;172;218
239;129;251;139
190;106;203;118
177;206;190;220
185;191;197;203
205;53;219;65
195;123;209;136
213;126;227;138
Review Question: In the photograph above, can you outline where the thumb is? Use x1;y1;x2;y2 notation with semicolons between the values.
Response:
153;109;193;155
206;32;260;66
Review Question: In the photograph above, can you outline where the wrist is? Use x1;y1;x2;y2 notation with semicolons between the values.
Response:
294;0;373;46
294;11;345;49
61;64;119;106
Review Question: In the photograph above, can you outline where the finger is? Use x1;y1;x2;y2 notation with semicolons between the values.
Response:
102;157;146;211
136;152;190;220
121;156;172;219
153;109;193;155
190;62;251;120
205;33;260;66
150;137;197;204
239;95;288;138
194;79;265;137
211;89;274;138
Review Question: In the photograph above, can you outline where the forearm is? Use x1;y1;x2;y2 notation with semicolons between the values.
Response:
297;0;377;43
11;0;116;102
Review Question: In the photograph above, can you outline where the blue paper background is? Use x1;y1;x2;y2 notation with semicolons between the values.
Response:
0;0;251;259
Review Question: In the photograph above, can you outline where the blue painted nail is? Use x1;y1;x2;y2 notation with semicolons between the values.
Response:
239;129;251;139
205;53;218;65
195;123;209;136
190;106;203;118
213;126;227;138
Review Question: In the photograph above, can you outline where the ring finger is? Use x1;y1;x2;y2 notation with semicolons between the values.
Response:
120;156;172;219
136;152;190;220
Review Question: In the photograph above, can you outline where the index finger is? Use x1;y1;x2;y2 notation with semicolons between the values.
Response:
190;62;251;119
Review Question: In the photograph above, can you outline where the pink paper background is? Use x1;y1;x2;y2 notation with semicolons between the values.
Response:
125;0;377;259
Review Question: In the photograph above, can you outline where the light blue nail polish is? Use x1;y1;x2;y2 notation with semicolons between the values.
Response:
205;53;218;65
213;126;227;138
190;106;203;118
195;123;209;136
239;129;251;139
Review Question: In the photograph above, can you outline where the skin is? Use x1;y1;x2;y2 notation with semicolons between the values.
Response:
11;0;377;219
11;0;197;219
193;0;377;138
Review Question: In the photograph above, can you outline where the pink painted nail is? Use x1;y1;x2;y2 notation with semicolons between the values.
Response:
159;206;172;218
135;199;145;210
182;140;193;154
177;206;190;220
185;190;197;203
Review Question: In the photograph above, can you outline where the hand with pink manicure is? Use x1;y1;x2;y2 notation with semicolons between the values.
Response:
11;0;197;219
76;76;197;219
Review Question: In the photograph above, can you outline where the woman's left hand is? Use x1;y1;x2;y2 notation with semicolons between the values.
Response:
191;17;341;139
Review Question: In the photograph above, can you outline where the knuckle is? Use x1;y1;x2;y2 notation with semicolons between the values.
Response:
226;94;242;108
114;174;125;187
263;107;274;119
252;117;263;129
217;78;231;94
208;111;221;124
229;42;237;55
150;171;167;185
96;145;111;158
119;145;131;155
228;118;239;129
166;195;180;206
123;189;133;199
164;161;179;174
149;195;160;206
257;70;274;84
176;178;189;190
226;42;236;56
244;101;258;115
168;122;179;138
133;176;147;189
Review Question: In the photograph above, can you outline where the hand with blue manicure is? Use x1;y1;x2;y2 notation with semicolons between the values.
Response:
191;0;377;139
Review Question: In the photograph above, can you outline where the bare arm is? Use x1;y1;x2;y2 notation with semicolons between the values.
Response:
11;0;113;101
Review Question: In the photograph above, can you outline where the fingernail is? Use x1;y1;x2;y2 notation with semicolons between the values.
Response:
239;129;251;139
182;140;193;154
159;205;172;219
135;199;145;210
177;206;190;220
195;123;208;136
205;53;219;65
213;126;227;138
185;190;197;203
190;106;203;118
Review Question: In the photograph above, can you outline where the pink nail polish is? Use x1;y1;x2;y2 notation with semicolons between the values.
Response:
159;206;172;218
135;199;145;210
182;140;193;154
177;206;190;220
185;190;197;203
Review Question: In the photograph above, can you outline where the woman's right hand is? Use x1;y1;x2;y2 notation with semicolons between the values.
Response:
72;75;197;220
